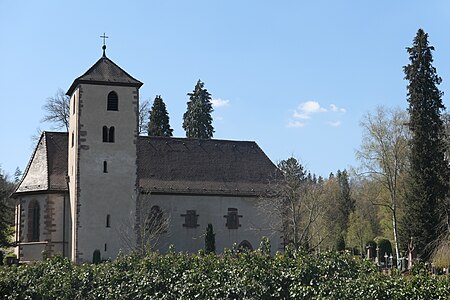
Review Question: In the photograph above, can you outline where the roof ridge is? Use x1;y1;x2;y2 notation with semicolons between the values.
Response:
138;136;257;144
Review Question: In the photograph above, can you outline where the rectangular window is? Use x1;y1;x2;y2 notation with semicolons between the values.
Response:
224;208;242;229
181;210;199;228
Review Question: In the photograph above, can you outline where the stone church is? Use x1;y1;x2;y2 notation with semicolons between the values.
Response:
12;48;281;263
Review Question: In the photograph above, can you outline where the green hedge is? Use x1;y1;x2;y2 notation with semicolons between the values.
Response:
0;250;448;299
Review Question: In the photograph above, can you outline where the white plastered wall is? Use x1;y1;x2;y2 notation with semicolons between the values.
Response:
70;84;138;263
141;193;282;254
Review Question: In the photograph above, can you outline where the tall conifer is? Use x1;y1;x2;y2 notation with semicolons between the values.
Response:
148;95;173;137
401;29;449;260
205;224;216;254
182;80;214;139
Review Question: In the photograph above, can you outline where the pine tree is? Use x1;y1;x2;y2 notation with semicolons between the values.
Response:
401;29;449;260
183;80;214;139
148;95;173;137
205;223;216;254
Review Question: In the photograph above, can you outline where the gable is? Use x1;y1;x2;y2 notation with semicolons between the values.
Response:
15;134;49;193
14;132;68;195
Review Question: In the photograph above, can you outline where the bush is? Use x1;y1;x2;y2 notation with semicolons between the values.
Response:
3;252;17;266
0;251;448;299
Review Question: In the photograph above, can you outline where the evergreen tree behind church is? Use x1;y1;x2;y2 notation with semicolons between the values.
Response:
183;80;214;139
401;29;449;260
148;95;173;137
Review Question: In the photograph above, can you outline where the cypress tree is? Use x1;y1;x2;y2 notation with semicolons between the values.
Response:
205;223;216;254
401;29;449;260
183;80;214;139
148;95;173;137
336;170;354;234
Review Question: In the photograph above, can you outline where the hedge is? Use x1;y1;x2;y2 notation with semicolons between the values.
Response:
0;250;448;299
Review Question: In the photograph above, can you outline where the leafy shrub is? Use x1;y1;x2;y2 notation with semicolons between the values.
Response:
0;251;448;299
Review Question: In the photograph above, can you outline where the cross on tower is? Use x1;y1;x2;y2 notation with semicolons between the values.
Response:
100;33;109;57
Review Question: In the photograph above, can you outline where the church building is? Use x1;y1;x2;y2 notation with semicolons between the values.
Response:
12;47;281;263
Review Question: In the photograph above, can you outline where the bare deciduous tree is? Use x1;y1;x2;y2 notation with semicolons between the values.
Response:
138;98;151;135
41;89;70;131
356;106;410;263
260;157;328;251
118;201;170;254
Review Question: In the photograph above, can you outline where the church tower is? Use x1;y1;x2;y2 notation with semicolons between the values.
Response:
66;45;143;263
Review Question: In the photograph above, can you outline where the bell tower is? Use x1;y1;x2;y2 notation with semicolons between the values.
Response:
66;44;143;263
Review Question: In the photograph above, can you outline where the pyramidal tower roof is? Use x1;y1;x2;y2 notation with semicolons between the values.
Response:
66;51;143;95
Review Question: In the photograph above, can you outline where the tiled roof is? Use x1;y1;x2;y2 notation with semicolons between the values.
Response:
138;136;278;195
13;133;278;197
66;56;143;95
14;132;68;194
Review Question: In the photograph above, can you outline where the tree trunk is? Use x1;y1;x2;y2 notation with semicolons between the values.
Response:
392;207;400;265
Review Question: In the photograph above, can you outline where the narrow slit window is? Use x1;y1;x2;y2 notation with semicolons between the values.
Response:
103;161;108;173
106;214;110;227
71;132;74;147
107;91;118;111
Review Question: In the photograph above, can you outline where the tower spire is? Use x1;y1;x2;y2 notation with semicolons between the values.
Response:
100;33;109;57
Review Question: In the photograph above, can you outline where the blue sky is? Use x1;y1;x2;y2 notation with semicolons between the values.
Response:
1;1;450;178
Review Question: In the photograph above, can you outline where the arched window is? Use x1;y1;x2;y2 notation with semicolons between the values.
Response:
102;126;108;142
27;200;40;242
238;240;253;251
109;127;115;143
107;91;118;111
102;126;116;143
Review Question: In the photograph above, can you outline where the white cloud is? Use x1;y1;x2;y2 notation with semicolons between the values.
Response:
287;120;305;128
328;120;341;127
211;98;230;108
289;101;346;129
329;104;346;113
293;101;327;119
